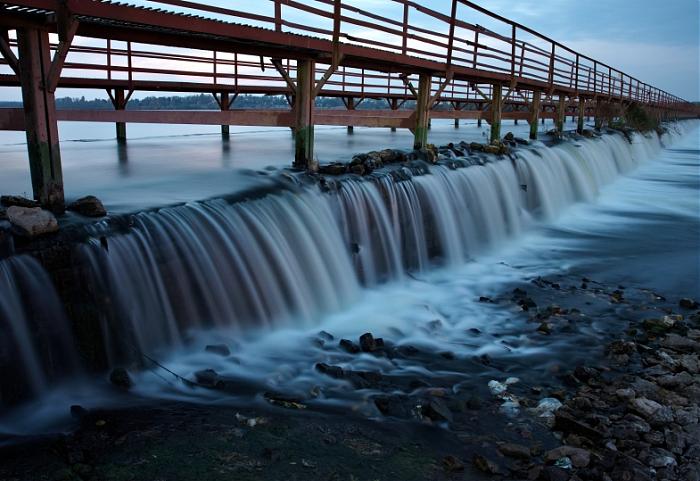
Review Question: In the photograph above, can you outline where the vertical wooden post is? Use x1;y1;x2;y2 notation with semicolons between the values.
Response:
346;96;355;134
220;91;230;139
529;90;541;140
294;59;316;171
555;94;566;132
577;96;585;133
594;98;603;130
490;83;503;143
114;88;127;142
413;73;431;150
390;97;398;132
17;28;64;212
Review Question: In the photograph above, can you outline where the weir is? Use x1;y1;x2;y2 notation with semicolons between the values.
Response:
0;1;696;211
0;125;688;406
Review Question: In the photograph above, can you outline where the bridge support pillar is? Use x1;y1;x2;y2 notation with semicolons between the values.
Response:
490;83;503;143
114;88;127;142
594;98;603;130
528;90;541;140
577;97;585;134
220;92;230;139
294;59;317;171
555;94;566;133
17;27;64;213
346;97;355;134
413;73;431;150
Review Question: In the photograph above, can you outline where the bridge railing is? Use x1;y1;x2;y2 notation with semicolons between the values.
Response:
0;0;692;111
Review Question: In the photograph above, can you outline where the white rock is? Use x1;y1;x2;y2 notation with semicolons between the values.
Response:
505;377;520;385
6;206;58;237
488;380;507;396
534;397;563;415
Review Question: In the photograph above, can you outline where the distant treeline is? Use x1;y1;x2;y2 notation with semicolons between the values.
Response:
0;94;420;110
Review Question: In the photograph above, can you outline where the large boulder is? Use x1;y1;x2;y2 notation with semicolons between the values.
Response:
6;206;59;237
67;195;107;217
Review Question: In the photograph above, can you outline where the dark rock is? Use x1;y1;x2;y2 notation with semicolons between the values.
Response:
109;368;133;390
422;397;453;423
318;163;347;175
540;466;570;481
318;330;334;341
70;405;88;420
204;344;231;356
554;409;605;439
397;344;419;356
679;298;699;310
359;332;378;352
629;398;674;426
503;132;515;141
1;195;39;208
315;362;345;379
662;334;700;353
67;195;107;217
339;339;360;354
498;442;531;460
374;394;411;418
544;446;591;467
442;455;464;473
194;369;222;388
473;454;501;475
538;322;552;335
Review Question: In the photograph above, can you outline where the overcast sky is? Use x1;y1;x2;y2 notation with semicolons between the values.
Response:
1;0;698;101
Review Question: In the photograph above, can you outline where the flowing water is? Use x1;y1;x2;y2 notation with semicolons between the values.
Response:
0;120;697;434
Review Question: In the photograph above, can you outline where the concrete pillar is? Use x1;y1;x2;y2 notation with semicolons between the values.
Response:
413;73;431;150
490;83;503;143
555;94;566;133
529;90;541;140
114;88;127;142
293;59;316;171
454;118;459;128
577;97;585;134
220;91;230;139
17;28;64;213
346;97;355;134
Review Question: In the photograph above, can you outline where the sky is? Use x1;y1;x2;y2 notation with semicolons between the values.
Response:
0;0;698;101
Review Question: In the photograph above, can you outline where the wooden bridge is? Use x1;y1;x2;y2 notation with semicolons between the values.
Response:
0;0;696;212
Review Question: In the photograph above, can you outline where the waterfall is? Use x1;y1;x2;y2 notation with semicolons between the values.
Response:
0;126;689;405
0;256;79;403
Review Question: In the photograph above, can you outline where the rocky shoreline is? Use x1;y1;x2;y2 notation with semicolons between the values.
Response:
1;272;697;481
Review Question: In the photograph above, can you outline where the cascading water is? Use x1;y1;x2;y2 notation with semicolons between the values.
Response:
77;130;672;361
0;256;79;404
0;124;691;419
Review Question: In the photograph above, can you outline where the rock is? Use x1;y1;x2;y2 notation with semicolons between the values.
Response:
554;410;605;439
662;334;700;353
646;447;677;468
379;149;402;164
541;466;570;481
374;394;412;418
318;331;334;341
422;397;453;423
1;195;39;208
498;442;531;460
616;388;636;400
359;332;378;352
657;371;694;389
6;206;59;237
535;397;563;415
109;368;133;390
67;195;106;217
442;455;464;473
319;163;347;175
643;316;678;334
630;398;674;425
545;446;591;467
679;298;699;310
315;362;344;379
194;369;222;388
488;380;508;396
339;339;360;354
70;405;88;419
0;207;7;220
204;344;231;356
473;454;501;475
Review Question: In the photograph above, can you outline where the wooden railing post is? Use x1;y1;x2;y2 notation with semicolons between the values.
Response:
555;94;566;132
220;91;230;139
115;88;127;142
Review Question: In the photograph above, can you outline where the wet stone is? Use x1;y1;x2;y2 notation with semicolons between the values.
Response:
498;442;531;460
339;339;360;354
109;368;133;390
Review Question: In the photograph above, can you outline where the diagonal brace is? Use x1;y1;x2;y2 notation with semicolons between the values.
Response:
271;58;296;96
429;71;454;108
0;30;19;75
399;73;418;98
313;54;344;98
46;11;78;93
